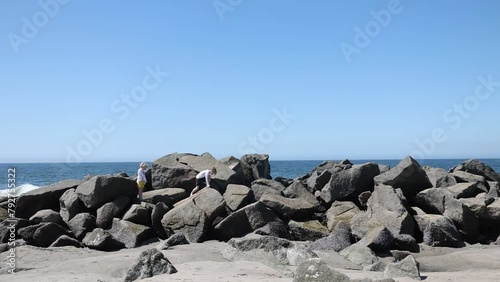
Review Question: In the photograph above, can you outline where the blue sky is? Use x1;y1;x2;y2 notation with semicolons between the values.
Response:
1;0;499;163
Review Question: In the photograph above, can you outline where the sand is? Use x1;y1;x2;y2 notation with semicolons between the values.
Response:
1;240;500;282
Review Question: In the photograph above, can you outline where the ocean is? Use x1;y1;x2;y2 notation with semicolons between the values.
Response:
1;159;499;196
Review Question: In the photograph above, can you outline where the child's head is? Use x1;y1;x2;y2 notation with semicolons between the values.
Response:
140;162;148;169
211;167;217;175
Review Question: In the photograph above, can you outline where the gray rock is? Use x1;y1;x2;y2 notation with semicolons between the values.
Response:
123;204;151;226
320;163;380;204
0;239;26;253
378;164;391;174
452;159;500;182
67;213;96;240
108;219;155;249
374;156;432;199
358;226;394;253
284;180;320;208
254;221;291;239
451;171;489;192
293;258;351;282
96;196;131;228
151;202;170;240
383;255;421;280
326;201;361;231
50;235;83;248
496;235;500;245
339;243;380;270
288;220;329;241
76;175;137;209
162;188;225;242
123;248;177;282
415;188;478;241
308;221;353;252
358;191;372;209
59;188;86;222
19;222;72;247
306;170;332;193
222;234;318;277
240;154;272;185
0;218;29;243
260;193;319;220
223;184;255;212
351;185;415;240
424;166;457;188
29;209;63;225
151;153;198;190
393;234;419;253
213;202;283;241
15;179;83;219
250;179;286;201
414;214;463;247
447;182;480;199
157;233;189;249
488;182;499;197
142;188;188;207
82;228;124;251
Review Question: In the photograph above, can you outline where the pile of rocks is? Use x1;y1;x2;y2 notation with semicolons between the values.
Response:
1;153;499;280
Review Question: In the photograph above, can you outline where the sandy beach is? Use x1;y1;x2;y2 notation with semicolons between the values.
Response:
2;240;500;282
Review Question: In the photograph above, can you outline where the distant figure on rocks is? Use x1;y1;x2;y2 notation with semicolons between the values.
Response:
191;167;217;196
136;162;148;200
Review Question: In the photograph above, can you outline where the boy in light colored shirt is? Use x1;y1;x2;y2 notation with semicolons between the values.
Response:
136;162;148;200
191;167;217;196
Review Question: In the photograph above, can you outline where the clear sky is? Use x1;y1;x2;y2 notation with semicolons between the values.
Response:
1;0;499;163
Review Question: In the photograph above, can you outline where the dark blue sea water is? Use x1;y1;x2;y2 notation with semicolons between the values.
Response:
1;159;499;195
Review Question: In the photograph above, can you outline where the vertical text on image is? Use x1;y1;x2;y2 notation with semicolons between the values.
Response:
6;168;17;274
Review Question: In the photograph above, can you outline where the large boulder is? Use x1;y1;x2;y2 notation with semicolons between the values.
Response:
308;221;353;252
222;234;318;277
451;159;500;182
288;220;329;241
29;209;63;225
383;255;421;280
240;154;272;185
122;204;151;226
151;202;170;240
320;163;380;204
96;196;131;228
284;181;320;208
351;185;415;240
82;228;124;251
76;175;137;209
18;222;72;247
161;188;225;242
357;226;395;253
415;188;478;241
294;258;351;282
446;182;480;199
451;171;489;193
213;202;283;241
306;170;332;193
15;179;83;219
178;153;241;191
374;156;432;199
260;193;319;220
0;218;29;243
67;213;96;240
414;214;463;247
326;201;361;231
151;153;198;190
108;219;155;249
142;188;187;207
123;248;177;282
339;243;380;270
59;188;86;223
424;166;457;188
250;179;286;200
50;235;83;248
223;184;255;212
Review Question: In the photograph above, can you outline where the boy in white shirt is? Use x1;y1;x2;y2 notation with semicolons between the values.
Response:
136;162;148;200
191;167;217;196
